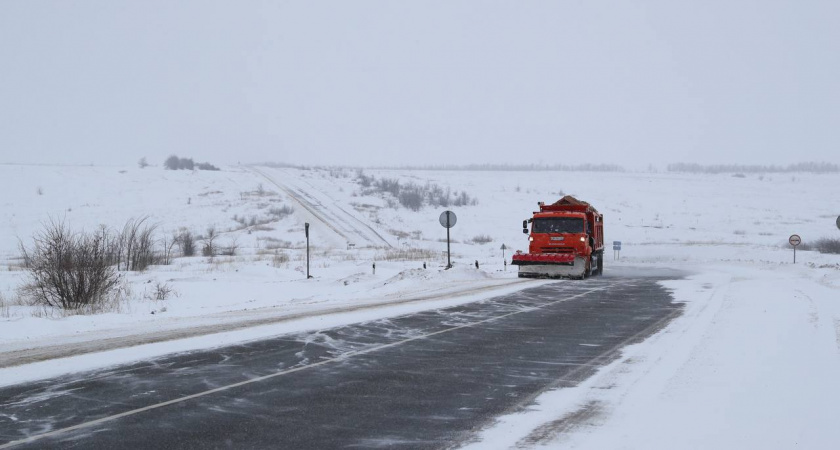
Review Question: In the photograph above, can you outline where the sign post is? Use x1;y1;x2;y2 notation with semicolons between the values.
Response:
439;211;457;269
500;244;508;271
613;241;622;260
305;222;312;278
789;234;801;264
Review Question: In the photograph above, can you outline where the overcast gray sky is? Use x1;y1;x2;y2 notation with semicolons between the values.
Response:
1;1;837;168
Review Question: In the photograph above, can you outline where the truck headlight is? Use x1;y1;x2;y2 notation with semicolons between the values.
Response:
529;237;534;242
580;237;585;242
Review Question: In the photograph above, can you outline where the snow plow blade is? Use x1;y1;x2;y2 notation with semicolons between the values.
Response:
511;253;587;279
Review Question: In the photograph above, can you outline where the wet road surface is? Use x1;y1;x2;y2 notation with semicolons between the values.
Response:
0;274;682;449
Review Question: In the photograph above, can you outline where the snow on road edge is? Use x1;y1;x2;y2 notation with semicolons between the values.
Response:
461;262;840;450
0;278;549;388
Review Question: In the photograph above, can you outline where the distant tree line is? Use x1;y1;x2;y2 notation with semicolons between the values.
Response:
164;155;220;171
261;161;309;169
667;162;839;174
368;163;625;172
257;161;625;173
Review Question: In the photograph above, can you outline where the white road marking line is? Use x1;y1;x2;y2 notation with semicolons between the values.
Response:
0;285;609;449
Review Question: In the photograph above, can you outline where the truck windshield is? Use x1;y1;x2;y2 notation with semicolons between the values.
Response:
532;218;584;234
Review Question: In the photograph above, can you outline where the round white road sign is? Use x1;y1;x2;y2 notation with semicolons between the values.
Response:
836;215;840;230
439;211;457;228
789;234;801;246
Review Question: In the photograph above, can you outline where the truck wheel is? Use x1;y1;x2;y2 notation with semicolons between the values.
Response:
584;259;592;279
598;252;604;275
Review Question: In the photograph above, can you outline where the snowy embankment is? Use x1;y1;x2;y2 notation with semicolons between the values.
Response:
465;262;840;449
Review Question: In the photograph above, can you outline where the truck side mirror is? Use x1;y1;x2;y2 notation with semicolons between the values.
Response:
522;220;528;234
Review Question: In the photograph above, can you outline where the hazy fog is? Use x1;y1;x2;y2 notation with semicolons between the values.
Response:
1;1;838;168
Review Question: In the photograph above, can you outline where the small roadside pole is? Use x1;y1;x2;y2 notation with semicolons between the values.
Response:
439;210;457;269
500;243;507;270
789;234;801;263
305;222;312;279
613;241;622;260
372;262;376;275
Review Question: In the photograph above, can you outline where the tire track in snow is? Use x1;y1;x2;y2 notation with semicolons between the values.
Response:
250;167;392;248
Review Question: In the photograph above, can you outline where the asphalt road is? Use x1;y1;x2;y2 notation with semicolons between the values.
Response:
0;272;683;449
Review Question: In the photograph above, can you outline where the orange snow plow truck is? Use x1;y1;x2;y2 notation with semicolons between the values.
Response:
512;196;604;279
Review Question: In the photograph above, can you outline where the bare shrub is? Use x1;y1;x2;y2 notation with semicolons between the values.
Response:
398;191;423;211
328;168;349;178
138;157;149;168
471;234;493;244
118;217;160;271
272;251;289;267
427;185;451;208
178;230;196;257
814;238;840;254
36;186;44;195
453;191;477;206
132;224;158;271
33;282;131;317
147;282;174;301
390;229;411;240
356;170;374;187
358;173;478;210
160;232;178;265
374;248;438;262
268;205;294;219
0;292;9;318
202;226;218;257
259;237;292;250
377;178;401;197
221;237;239;256
19;220;120;310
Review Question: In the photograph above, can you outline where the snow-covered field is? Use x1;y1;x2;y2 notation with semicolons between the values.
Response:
2;163;839;448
